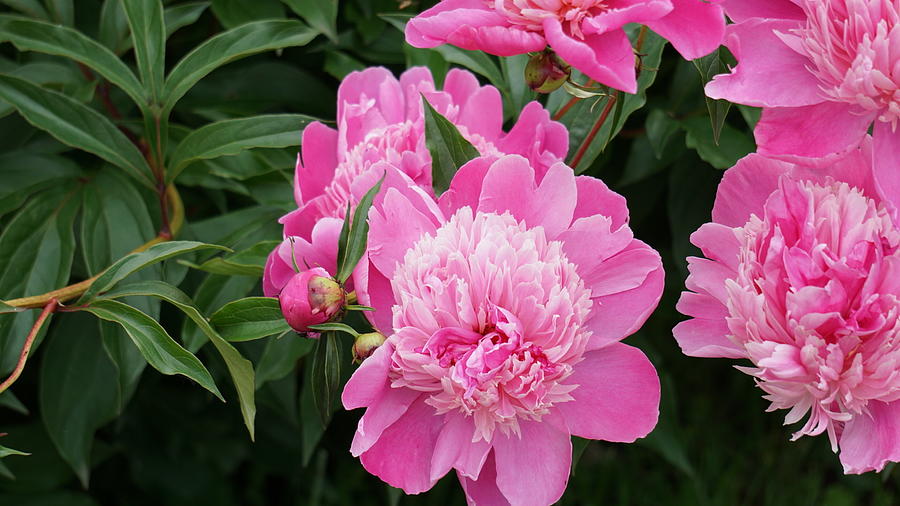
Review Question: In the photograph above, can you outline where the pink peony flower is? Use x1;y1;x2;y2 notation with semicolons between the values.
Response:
674;139;900;474
406;0;726;93
708;0;900;196
278;266;345;332
280;65;568;242
343;155;663;504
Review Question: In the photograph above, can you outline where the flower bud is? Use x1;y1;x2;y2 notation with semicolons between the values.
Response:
352;332;387;363
278;267;345;333
525;50;571;94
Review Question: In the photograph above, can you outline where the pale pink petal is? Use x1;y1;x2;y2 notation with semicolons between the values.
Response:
840;400;900;473
582;0;673;35
294;122;338;206
672;317;746;358
263;246;295;297
351;387;422;456
690;223;741;270
430;411;491;481
556;343;660;441
586;260;664;349
705;19;824;108
492;420;572;506
358;396;444;494
558;215;634;275
645;0;725;60
573;175;629;229
755;102;875;164
722;0;805;22
496;101;569;178
458;452;510;506
438;156;494;216
873;123;900;213
406;3;546;55
342;342;394;410
585;242;662;297
357;264;395;335
712;153;792;227
543;19;637;93
368;187;441;280
445;69;504;141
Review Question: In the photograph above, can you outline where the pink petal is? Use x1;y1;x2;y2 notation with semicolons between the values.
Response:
840;400;900;474
458;452;510;506
556;343;660;441
722;0;805;22
445;69;504;141
342;342;394;410
645;0;726;60
582;0;673;35
685;256;733;304
558;215;634;275
280;203;320;240
543;19;637;93
263;245;295;297
672;317;746;358
357;264;396;334
585;242;662;297
438;156;495;217
294;122;338;206
873;123;900;213
690;223;740;270
755;102;875;164
358;396;444;494
351;387;422;456
711;153;792;227
429;411;491;481
492;419;572;506
406;2;545;55
705;19;824;108
338;67;405;131
573;175;629;229
676;291;728;320
586;259;664;349
496;101;569;179
368;187;440;280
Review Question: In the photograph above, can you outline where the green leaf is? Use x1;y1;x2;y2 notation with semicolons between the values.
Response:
39;313;118;487
45;0;73;25
80;299;223;399
682;116;755;169
78;240;229;302
0;186;80;374
307;322;358;337
310;331;341;425
98;0;127;51
0;151;80;219
209;297;291;342
182;240;279;276
211;0;284;28
0;14;145;106
1;0;49;19
422;96;479;195
121;0;165;102
0;444;28;459
645;109;681;159
162;19;317;113
335;176;383;283
0;74;154;186
163;2;210;38
99;280;257;440
167;114;314;182
693;47;734;145
181;274;259;352
0;390;28;413
255;334;313;388
282;0;336;42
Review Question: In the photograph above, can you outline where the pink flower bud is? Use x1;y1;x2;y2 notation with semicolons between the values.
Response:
278;267;345;333
525;51;571;94
352;332;386;363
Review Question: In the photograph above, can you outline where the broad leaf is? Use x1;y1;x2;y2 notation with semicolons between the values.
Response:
0;151;80;218
422;97;479;194
0;14;145;106
45;0;73;25
121;0;165;102
80;299;222;400
209;297;291;342
162;19;317;113
211;0;284;29
183;240;278;276
307;322;358;337
78;240;228;302
282;0;336;42
693;48;734;145
0;74;154;186
0;0;49;19
39;313;119;487
167;114;314;182
335;176;383;283
100;280;257;440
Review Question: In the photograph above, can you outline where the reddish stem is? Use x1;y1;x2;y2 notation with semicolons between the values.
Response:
569;93;617;170
0;300;58;395
552;79;597;121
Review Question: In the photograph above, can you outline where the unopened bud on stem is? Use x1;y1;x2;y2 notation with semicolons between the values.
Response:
525;50;571;94
278;267;345;334
352;332;387;363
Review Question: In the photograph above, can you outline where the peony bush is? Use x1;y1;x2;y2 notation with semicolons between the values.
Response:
0;1;897;505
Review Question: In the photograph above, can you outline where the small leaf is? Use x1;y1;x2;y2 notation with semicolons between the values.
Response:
78;240;229;302
209;297;291;342
345;304;374;312
307;322;358;337
0;74;154;186
168;114;314;182
182;240;279;276
282;0;337;42
80;299;223;400
693;48;733;145
121;0;165;102
0;14;145;106
99;280;257;440
0;301;23;314
422;96;480;194
335;176;383;283
162;19;317;113
0;390;28;414
310;331;341;425
0;444;28;459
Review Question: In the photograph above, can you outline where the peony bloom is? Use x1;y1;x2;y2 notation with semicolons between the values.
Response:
406;0;726;93
708;0;900;193
279;65;568;242
674;140;900;474
278;267;345;333
343;155;663;505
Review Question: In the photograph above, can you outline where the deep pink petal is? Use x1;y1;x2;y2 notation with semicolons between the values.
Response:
684;256;734;305
873;123;900;213
458;452;510;506
342;342;394;410
357;263;395;334
368;187;441;280
645;0;725;60
705;19;824;108
351;387;422;456
492;420;572;506
690;223;741;270
496;101;569;178
406;4;545;55
573;175;629;229
712;153;792;227
582;0;672;35
445;69;504;141
672;317;746;358
755;102;874;164
556;343;660;441
543;19;637;93
438;156;495;217
586;258;664;349
585;242;662;297
358;396;444;494
430;411;491;481
840;400;900;474
722;0;805;22
263;245;295;297
280;203;320;240
295;122;338;206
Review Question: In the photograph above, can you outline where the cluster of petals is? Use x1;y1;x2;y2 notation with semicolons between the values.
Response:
708;0;900;199
674;140;900;474
405;0;726;93
342;154;663;505
263;66;567;297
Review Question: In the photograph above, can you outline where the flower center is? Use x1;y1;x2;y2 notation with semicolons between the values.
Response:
489;0;608;39
788;0;900;125
387;209;593;441
728;177;900;447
